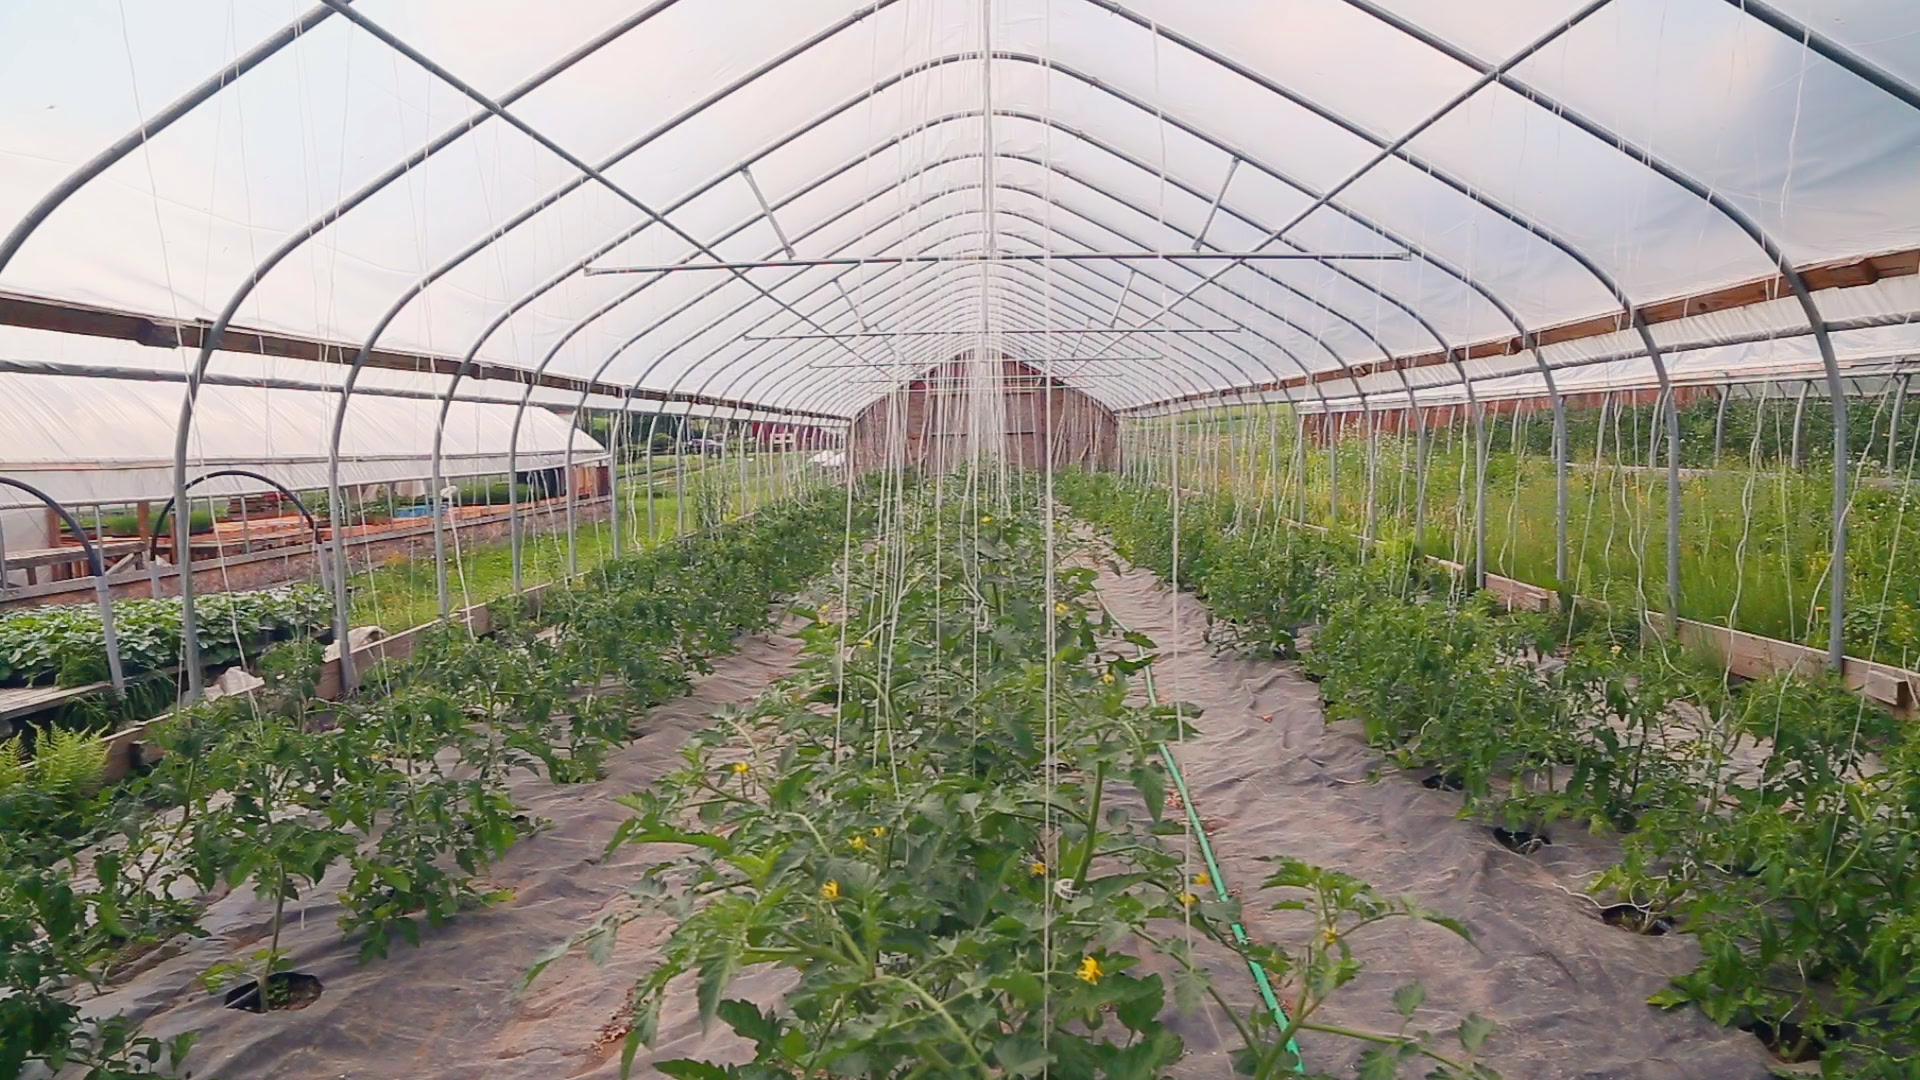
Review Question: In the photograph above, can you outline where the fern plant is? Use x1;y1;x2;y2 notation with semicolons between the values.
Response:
30;726;107;796
0;736;26;795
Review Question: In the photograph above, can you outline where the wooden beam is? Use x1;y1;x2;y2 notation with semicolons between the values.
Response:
1131;245;1920;411
0;291;846;423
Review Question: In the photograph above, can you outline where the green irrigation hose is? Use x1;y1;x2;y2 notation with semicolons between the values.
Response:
1140;668;1306;1072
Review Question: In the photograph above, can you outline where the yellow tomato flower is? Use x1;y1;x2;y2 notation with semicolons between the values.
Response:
1192;872;1211;888
1321;926;1339;946
731;761;750;775
1030;861;1048;877
981;515;993;524
858;638;873;648
849;834;867;851
1077;955;1103;984
1177;892;1198;908
1054;602;1069;615
870;826;887;837
1101;673;1115;685
820;880;841;902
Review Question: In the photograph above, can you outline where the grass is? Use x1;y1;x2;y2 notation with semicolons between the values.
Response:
1134;405;1920;668
347;456;803;633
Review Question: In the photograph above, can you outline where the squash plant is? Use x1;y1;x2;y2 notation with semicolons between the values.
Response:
0;583;330;688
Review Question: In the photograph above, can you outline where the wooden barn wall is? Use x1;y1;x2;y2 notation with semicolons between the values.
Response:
847;360;1121;473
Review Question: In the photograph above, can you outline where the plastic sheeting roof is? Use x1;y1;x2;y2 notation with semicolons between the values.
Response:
0;373;605;510
3;0;1920;421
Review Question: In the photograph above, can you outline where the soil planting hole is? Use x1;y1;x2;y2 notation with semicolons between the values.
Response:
223;972;324;1013
1491;827;1550;855
1421;773;1466;792
1599;903;1674;936
1739;1019;1834;1064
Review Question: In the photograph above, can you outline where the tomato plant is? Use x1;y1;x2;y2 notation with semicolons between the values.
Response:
536;477;1493;1079
1066;468;1920;1075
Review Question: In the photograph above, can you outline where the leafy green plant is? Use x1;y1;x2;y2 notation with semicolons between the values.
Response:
1072;466;1920;1075
0;737;26;795
0;481;858;1076
0;843;197;1080
0;583;330;688
186;714;354;1006
532;475;1492;1079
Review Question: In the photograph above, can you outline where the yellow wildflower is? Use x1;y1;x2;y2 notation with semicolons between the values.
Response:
731;761;750;776
1030;861;1048;877
820;880;841;902
849;834;867;851
1077;955;1103;984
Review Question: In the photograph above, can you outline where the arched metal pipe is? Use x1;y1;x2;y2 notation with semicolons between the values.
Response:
173;1;693;698
0;477;124;693
543;207;1294;458
1334;0;1852;664
0;4;343;276
680;243;1282;420
147;469;322;567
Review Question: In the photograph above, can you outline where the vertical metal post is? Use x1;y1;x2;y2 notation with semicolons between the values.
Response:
564;409;581;575
1889;374;1911;472
169;496;199;698
644;414;659;547
608;409;623;561
1646;390;1664;468
1553;393;1569;589
326;410;358;693
1293;411;1308;522
508;450;524;594
431;457;451;619
1326;412;1340;525
0;482;124;694
1662;384;1683;630
1412;406;1430;553
238;493;251;554
1790;381;1810;470
1472;400;1489;590
1363;407;1380;547
1714;384;1732;466
95;571;126;694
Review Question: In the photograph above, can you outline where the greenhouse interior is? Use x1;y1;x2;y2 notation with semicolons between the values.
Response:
2;2;1919;1078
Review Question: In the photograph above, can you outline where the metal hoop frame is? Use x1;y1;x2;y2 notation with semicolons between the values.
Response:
0;0;1908;690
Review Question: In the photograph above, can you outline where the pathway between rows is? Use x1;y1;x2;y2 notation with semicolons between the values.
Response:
1091;556;1772;1080
94;625;809;1080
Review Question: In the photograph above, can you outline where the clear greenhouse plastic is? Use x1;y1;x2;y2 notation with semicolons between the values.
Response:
0;0;1916;676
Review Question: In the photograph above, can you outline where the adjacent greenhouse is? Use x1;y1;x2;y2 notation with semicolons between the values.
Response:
2;3;1918;1078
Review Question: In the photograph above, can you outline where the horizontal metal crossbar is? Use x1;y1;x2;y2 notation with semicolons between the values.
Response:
583;251;1407;274
805;354;1160;368
747;327;1239;340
